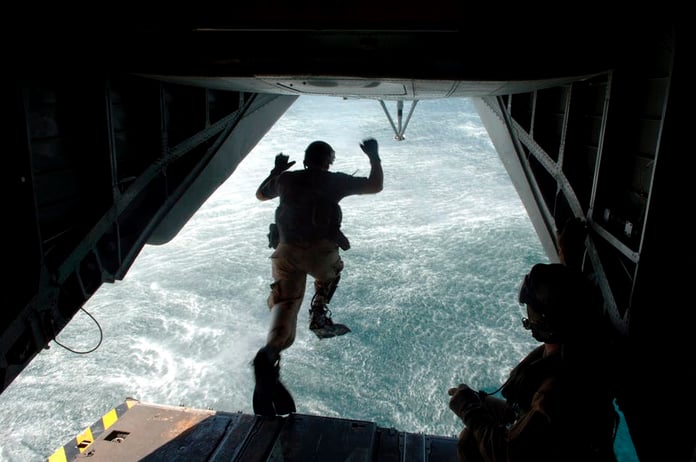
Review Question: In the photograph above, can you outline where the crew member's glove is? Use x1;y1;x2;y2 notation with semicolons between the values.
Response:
360;138;380;162
448;384;483;424
271;152;296;175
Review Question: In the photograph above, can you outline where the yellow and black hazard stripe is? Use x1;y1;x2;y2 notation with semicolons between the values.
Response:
47;398;138;462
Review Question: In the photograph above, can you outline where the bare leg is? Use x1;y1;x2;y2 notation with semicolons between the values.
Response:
267;300;301;352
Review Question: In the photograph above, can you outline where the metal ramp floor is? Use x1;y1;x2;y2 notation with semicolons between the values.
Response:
48;399;458;461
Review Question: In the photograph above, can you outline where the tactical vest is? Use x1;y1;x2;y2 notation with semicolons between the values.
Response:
502;345;619;458
273;194;350;250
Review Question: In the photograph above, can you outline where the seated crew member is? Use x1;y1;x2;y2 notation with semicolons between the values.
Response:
448;263;619;462
252;138;383;417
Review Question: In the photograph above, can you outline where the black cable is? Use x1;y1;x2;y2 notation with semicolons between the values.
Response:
479;376;511;399
53;307;104;354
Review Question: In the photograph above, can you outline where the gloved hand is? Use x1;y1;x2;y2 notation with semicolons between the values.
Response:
448;384;482;422
272;152;295;174
360;138;380;162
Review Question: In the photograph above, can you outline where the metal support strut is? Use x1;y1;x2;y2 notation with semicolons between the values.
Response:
379;100;419;141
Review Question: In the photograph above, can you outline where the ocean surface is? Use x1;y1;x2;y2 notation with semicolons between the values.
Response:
0;96;637;461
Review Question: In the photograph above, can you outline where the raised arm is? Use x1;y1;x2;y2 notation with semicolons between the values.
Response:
359;138;384;194
255;171;279;201
256;153;296;200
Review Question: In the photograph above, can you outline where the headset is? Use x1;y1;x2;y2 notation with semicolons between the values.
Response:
518;268;565;343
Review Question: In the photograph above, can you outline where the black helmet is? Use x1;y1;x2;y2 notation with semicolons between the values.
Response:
304;141;335;168
518;263;601;343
